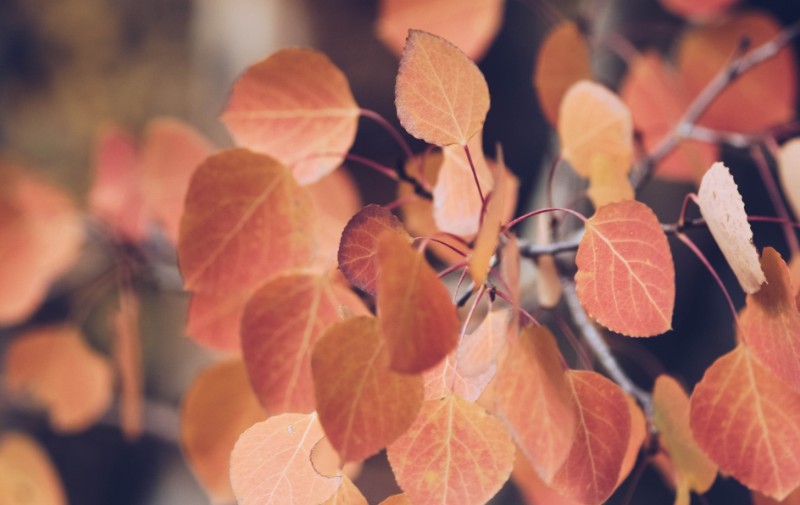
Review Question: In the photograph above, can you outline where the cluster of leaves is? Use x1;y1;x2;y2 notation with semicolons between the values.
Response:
3;0;800;504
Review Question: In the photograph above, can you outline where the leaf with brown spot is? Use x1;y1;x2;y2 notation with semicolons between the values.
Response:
0;432;66;505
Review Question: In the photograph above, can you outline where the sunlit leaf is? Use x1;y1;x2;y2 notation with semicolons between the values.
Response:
396;30;490;146
387;394;515;505
423;349;496;403
457;308;510;377
586;155;634;209
739;248;800;391
575;200;675;337
697;161;765;294
0;432;66;505
376;231;460;373
241;271;367;414
140;117;214;243
690;345;800;500
180;359;265;503
312;316;424;462
678;12;796;133
778;138;800;221
558;80;633;178
376;0;503;61
550;370;632;505
494;326;576;483
308;168;362;270
4;326;113;433
222;48;360;184
230;412;342;505
338;204;409;295
534;21;592;126
653;375;717;504
0;164;82;325
113;289;142;440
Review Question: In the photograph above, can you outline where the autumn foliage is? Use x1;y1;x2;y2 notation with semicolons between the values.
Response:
3;1;800;504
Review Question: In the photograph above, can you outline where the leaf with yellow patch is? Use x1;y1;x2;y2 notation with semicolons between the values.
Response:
0;432;66;505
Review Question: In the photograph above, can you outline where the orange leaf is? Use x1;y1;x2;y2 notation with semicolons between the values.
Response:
493;326;576;483
140;117;213;243
534;214;562;309
376;231;460;373
586;155;634;209
550;370;632;505
457;308;510;377
113;289;142;440
740;248;800;391
690;345;800;500
617;395;647;486
778;138;800;222
307;168;362;270
221;48;360;184
185;290;249;351
376;0;503;61
378;494;412;505
470;153;508;286
501;234;521;337
241;271;367;414
558;80;633;178
660;0;739;19
312;316;424;462
321;476;368;505
180;359;265;503
395;30;490;146
0;164;82;325
678;12;796;133
387;394;515;505
621;52;717;185
423;349;496;403
575;200;675;337
0;432;66;505
653;375;717;503
230;412;342;505
512;450;581;505
534;21;592;126
338;204;409;295
754;487;800;505
4;326;113;433
697;161;765;294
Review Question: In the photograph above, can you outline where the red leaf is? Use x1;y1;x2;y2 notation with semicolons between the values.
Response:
185;290;249;351
222;48;360;184
241;272;367;414
387;394;515;505
575;200;675;337
690;345;800;500
338;204;409;295
376;231;460;373
312;316;424;462
395;30;490;146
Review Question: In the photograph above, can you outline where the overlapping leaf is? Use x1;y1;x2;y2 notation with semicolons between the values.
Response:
308;168;362;270
512;451;581;505
321;477;368;505
470;153;509;286
376;231;460;373
180;359;265;503
338;204;409;295
387;394;515;505
423;348;496;403
396;30;490;146
587;155;634;208
184;290;250;351
222;48;360;184
575;200;675;337
312;316;424;462
493;326;576;483
697;162;765;294
617;395;647;486
230;412;342;505
0;432;66;505
457;308;510;377
241;271;367;414
690;345;800;500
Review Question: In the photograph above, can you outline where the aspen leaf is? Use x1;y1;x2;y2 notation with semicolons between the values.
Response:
586;155;634;209
534;214;562;309
338;204;409;295
0;432;66;505
534;21;592;125
433;134;493;237
185;290;249;351
754;487;800;505
4;326;113;433
0;165;82;325
423;349;496;403
222;48;360;184
113;289;142;440
140;117;213;243
575;200;675;337
395;30;490;146
180;359;265;503
457;308;510;377
697;161;765;294
678;12;796;133
312;316;424;462
321;476;367;505
550;370;632;505
378;494;411;505
558;80;634;178
387;394;515;505
690;345;800;500
617;395;647;486
241;272;367;414
739;247;800;391
512;451;581;505
308;168;362;270
660;0;739;19
376;0;503;61
778;138;800;220
653;375;717;504
230;412;342;505
501;234;522;337
376;231;460;373
621;52;717;184
469;151;508;287
493;326;576;483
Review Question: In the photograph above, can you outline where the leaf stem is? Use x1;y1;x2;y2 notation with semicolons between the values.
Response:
751;141;800;256
343;153;399;180
463;144;486;207
360;108;415;161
